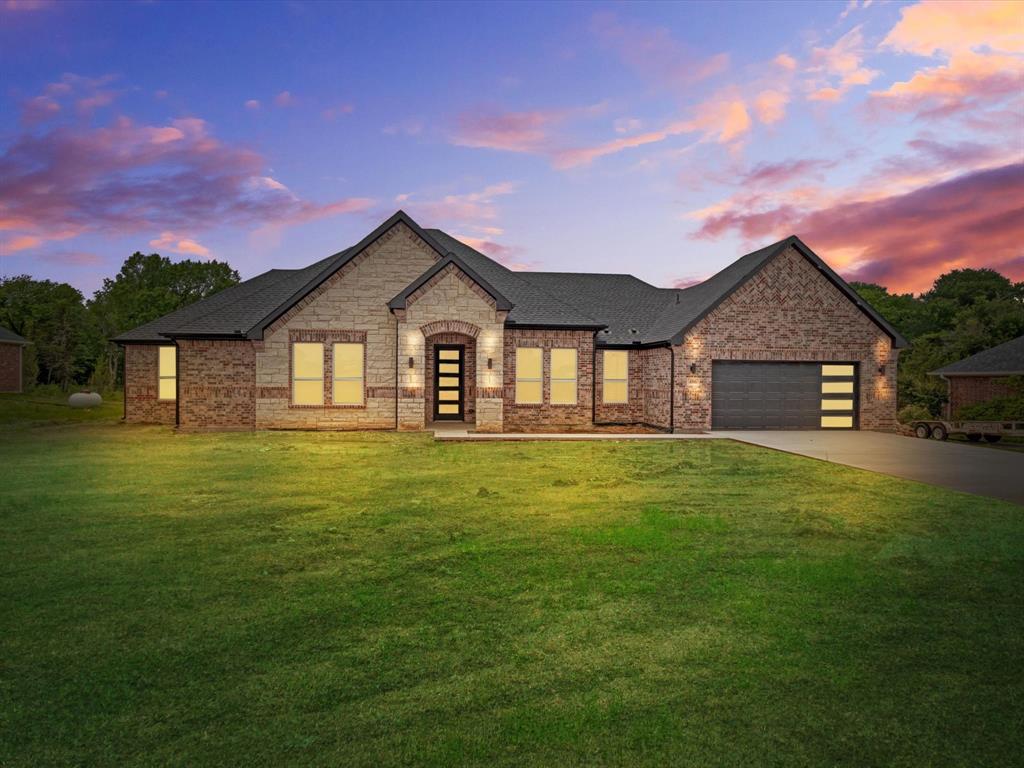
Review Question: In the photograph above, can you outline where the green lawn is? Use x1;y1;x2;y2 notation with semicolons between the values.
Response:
1;394;1022;767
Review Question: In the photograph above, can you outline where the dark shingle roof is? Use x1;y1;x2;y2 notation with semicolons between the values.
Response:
114;212;906;349
0;325;28;344
932;335;1024;376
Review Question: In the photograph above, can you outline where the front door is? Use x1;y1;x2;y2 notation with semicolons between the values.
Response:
433;345;464;420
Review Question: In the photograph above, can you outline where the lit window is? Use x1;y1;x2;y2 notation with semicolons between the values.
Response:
333;343;364;405
515;348;542;404
292;342;324;405
821;399;854;411
550;348;577;405
158;346;176;401
822;381;854;394
821;415;854;428
603;350;628;404
822;364;855;377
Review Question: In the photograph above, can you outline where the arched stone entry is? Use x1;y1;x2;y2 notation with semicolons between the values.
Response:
424;330;476;425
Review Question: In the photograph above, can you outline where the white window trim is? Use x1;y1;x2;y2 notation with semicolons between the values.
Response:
602;350;629;404
157;346;176;401
515;347;543;405
292;342;324;406
332;342;365;406
550;348;577;406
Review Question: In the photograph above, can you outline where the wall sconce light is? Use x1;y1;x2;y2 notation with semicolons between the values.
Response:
689;362;698;374
487;357;493;369
408;356;415;369
878;364;886;376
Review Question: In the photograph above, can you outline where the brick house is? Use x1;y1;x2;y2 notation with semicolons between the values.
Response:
0;326;29;394
114;211;907;433
931;335;1024;417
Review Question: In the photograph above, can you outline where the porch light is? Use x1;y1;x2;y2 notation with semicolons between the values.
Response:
408;356;415;369
878;364;886;376
689;362;697;374
487;357;493;370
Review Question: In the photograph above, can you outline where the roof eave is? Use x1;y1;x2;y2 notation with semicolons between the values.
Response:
930;369;1024;377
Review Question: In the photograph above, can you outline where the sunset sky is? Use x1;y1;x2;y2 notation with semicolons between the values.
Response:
1;0;1022;296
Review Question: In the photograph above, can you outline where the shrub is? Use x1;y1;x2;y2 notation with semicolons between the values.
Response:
898;403;933;424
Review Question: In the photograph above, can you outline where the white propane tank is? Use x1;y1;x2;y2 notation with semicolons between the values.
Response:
68;391;103;409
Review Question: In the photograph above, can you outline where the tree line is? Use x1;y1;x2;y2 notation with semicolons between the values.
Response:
1;254;1021;415
0;253;239;392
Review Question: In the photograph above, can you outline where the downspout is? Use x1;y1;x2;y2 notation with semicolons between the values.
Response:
394;318;399;430
591;334;597;426
121;345;126;421
669;345;675;433
175;342;180;428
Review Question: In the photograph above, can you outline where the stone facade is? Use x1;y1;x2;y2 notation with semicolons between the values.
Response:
396;265;505;432
0;342;23;393
256;221;438;430
503;328;594;430
672;245;899;432
946;375;1019;418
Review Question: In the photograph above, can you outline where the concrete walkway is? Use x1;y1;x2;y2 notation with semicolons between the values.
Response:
716;430;1024;506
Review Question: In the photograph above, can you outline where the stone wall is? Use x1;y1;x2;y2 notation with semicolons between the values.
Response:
396;266;505;432
255;221;439;430
0;342;22;393
503;328;594;430
124;344;176;425
673;245;899;432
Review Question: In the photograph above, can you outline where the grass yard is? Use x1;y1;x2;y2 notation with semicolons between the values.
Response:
1;394;1022;767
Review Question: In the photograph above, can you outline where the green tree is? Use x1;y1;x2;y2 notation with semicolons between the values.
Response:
88;253;240;387
0;276;95;390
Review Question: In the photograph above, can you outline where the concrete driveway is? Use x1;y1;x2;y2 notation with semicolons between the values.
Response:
715;430;1024;506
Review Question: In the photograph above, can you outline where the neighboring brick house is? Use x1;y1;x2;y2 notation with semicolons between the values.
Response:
931;335;1024;418
0;326;29;394
114;211;907;433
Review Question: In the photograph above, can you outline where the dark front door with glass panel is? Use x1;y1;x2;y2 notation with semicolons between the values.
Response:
434;345;464;420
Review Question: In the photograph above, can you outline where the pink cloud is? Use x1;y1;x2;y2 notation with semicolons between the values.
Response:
245;99;261;111
774;53;797;71
451;234;534;270
882;0;1023;57
0;114;375;250
590;11;729;89
39;250;103;266
76;90;116;114
695;163;1024;293
2;0;54;10
274;91;293;107
21;95;60;125
322;103;355;121
402;182;518;224
451;108;557;153
150;231;212;258
2;234;41;252
804;25;878;103
553;94;751;169
753;90;788;124
671;276;706;289
742;158;835;187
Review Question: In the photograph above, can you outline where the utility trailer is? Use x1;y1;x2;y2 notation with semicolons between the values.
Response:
912;419;1024;442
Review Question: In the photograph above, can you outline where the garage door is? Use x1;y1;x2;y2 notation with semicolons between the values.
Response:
711;361;858;429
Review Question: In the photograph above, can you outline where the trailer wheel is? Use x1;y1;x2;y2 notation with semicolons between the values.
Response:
984;434;1002;443
967;433;982;442
914;423;931;439
931;424;948;441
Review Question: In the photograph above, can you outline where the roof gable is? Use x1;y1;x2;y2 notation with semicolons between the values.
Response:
389;254;513;311
646;236;908;348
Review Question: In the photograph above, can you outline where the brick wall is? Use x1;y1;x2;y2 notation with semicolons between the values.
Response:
640;346;672;429
673;245;899;432
0;342;22;393
503;328;594;430
948;375;1018;417
593;346;645;425
178;339;256;430
124;344;176;425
